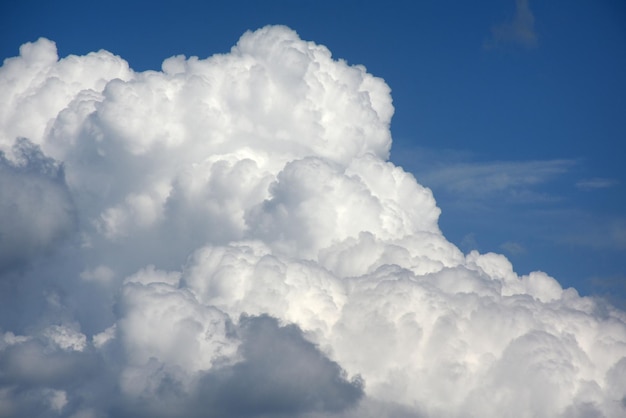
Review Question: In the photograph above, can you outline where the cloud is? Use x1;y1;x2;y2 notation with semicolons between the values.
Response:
194;315;364;417
1;25;625;417
568;217;626;251
591;275;626;311
414;158;574;204
500;240;526;255
538;209;626;252
0;138;77;274
460;232;479;251
485;0;538;49
576;177;619;191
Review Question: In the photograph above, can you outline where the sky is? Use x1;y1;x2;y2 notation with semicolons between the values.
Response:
1;1;626;417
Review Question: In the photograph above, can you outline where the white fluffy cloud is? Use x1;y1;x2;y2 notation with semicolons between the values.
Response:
1;25;625;417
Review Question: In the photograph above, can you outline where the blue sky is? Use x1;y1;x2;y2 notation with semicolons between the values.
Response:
2;0;625;305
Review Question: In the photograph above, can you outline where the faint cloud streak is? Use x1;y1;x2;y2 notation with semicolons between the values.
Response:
591;275;626;310
461;233;479;252
419;159;575;203
548;210;626;251
576;177;618;191
485;0;538;49
500;241;526;255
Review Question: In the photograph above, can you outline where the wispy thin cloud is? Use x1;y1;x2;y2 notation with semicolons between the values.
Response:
542;209;626;251
590;275;626;310
460;232;479;252
501;241;526;255
419;159;575;203
576;177;618;191
485;0;538;49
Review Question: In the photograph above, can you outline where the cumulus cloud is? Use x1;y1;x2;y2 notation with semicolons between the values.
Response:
1;25;625;417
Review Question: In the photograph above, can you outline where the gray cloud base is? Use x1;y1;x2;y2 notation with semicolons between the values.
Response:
0;138;76;274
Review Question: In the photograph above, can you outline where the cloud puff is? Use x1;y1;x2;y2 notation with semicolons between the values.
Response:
1;25;625;417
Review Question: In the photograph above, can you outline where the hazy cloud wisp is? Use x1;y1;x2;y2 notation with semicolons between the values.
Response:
485;0;538;49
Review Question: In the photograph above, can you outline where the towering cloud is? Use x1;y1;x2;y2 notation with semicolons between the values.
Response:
0;26;625;417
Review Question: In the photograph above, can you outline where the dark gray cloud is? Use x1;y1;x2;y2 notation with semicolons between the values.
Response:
1;314;363;418
195;315;363;417
0;332;117;418
0;138;76;274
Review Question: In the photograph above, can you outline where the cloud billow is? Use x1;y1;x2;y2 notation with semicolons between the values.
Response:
0;25;625;417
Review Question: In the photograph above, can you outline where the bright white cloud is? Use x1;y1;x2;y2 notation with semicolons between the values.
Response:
0;25;625;417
